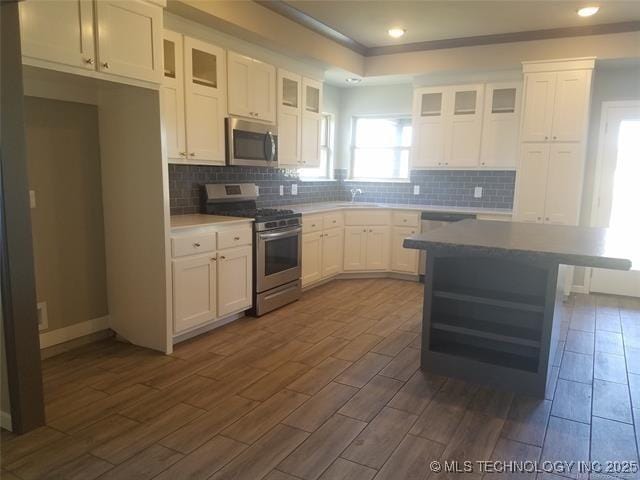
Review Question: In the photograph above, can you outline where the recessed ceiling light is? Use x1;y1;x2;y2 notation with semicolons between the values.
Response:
345;77;362;84
388;27;406;39
577;6;599;16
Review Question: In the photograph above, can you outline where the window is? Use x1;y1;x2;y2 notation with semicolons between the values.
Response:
299;113;333;179
351;116;412;180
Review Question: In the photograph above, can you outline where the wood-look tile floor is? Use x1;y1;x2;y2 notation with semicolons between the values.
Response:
2;278;640;480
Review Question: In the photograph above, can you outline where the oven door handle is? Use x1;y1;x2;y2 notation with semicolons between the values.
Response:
258;227;302;240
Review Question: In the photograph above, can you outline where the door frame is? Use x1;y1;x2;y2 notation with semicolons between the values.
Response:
585;100;640;294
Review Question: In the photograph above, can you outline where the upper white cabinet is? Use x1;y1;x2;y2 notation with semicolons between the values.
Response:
19;0;164;84
228;51;276;123
278;70;302;167
162;32;226;164
520;72;556;142
301;78;323;168
411;84;485;169
480;82;522;168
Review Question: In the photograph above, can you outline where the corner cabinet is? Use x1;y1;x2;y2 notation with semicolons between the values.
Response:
162;32;227;165
19;0;164;84
227;51;276;123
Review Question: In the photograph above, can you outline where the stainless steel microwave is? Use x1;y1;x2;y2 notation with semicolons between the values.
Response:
225;117;278;167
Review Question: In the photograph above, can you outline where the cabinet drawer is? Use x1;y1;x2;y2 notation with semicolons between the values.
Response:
344;209;391;226
218;228;252;250
392;211;420;227
172;233;217;258
323;212;344;229
303;214;324;233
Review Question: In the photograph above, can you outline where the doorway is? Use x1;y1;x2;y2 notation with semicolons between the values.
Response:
590;101;640;297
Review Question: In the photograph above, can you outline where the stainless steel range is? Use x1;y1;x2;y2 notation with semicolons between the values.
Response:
203;183;301;316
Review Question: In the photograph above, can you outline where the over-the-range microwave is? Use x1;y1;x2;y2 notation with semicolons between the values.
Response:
225;117;278;167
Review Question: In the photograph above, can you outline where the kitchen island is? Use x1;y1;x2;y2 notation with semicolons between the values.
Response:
404;219;633;397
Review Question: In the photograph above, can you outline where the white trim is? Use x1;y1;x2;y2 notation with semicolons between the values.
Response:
39;316;110;349
571;285;589;294
0;410;12;432
173;312;244;344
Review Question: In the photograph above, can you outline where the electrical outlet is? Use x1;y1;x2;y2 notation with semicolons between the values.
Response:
279;185;284;196
413;185;420;195
29;190;37;209
255;185;260;196
37;302;48;331
474;186;483;199
291;184;298;195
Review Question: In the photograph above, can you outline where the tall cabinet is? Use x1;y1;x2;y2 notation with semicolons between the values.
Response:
514;58;594;226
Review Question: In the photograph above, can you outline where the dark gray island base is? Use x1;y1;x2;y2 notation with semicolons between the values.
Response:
404;220;633;397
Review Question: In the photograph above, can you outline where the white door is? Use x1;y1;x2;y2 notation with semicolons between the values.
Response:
391;227;419;274
277;70;302;167
448;85;484;167
251;60;276;123
366;226;391;271
161;31;186;162
218;246;252;316
301;232;323;286
19;0;95;70
543;144;583;225
550;69;590;142
515;144;549;223
343;227;367;271
172;255;217;333
227;52;253;119
590;102;640;297
184;37;226;164
95;0;163;83
412;89;447;168
322;228;344;278
480;82;521;168
521;72;556;142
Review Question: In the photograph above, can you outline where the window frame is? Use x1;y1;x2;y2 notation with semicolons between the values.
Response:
349;114;412;182
298;112;334;181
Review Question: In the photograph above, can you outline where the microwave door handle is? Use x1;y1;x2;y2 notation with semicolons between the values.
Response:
266;131;276;162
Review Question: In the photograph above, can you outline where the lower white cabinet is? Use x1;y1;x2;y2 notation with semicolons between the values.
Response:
172;254;217;333
301;227;343;286
322;228;344;277
391;227;419;274
344;226;390;271
217;246;252;317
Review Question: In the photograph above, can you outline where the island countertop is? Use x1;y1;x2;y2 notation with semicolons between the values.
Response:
403;219;634;271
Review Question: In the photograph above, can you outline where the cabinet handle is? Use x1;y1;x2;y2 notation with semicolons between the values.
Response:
544;136;549;140
545;217;550;221
102;61;109;69
179;152;186;157
363;229;366;232
332;220;336;223
481;162;485;165
311;224;316;227
411;231;415;234
234;236;240;240
220;255;226;260
84;57;94;65
189;153;195;157
553;136;557;140
194;242;201;247
537;217;542;221
369;229;373;233
211;257;217;261
403;219;407;222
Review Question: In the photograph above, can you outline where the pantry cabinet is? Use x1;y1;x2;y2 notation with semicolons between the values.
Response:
277;70;302;167
480;82;521;168
162;32;226;164
19;0;164;84
172;254;217;333
228;52;276;123
217;246;252;317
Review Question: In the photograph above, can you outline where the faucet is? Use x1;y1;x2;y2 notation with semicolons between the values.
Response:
350;188;363;203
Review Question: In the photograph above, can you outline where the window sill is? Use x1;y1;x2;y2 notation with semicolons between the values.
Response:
344;178;411;184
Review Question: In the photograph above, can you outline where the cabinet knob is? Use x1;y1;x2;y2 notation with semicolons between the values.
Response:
553;136;557;140
194;242;201;247
84;57;94;65
102;61;109;69
481;162;485;165
311;224;316;227
189;153;195;157
369;229;373;233
545;217;550;221
363;229;366;232
411;231;415;234
220;255;226;260
179;152;186;157
537;217;542;221
544;136;549;140
234;236;240;241
211;257;217;261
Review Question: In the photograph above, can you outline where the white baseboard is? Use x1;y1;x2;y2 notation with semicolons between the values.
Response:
173;312;244;345
1;410;12;432
39;315;110;349
571;285;589;294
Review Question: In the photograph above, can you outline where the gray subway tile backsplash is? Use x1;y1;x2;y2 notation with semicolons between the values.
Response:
168;164;515;215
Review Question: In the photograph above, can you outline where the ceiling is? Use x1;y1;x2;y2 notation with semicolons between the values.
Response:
283;1;640;49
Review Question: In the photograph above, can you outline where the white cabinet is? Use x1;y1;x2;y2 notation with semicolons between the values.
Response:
322;228;344;278
20;0;163;84
301;78;323;168
162;33;226;164
228;52;276;123
391;227;419;274
412;88;447;168
172;254;217;333
344;227;368;271
480;82;522;168
343;226;390;271
515;144;550;223
520;72;556;142
217;246;252;317
302;231;323;286
278;70;302;167
365;227;391;271
448;85;484;167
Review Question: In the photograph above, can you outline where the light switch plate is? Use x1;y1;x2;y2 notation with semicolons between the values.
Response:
255;186;260;196
279;185;284;196
474;186;483;198
291;184;298;195
29;190;37;208
413;185;420;195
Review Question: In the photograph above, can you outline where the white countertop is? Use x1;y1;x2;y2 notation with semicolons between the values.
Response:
170;214;253;230
285;202;513;216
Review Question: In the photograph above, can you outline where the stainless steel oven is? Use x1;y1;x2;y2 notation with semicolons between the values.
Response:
226;117;278;167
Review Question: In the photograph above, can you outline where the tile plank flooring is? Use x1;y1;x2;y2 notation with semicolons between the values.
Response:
2;278;640;480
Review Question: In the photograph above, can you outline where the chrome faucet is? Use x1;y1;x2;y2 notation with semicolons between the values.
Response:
350;188;363;203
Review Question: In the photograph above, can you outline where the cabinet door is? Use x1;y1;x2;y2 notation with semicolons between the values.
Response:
95;0;163;83
172;255;216;333
303;78;323;115
322;228;344;278
277;69;302;167
411;88;447;168
218;246;252;317
515;144;549;223
301;112;322;168
391;227;419;274
302;232;323;286
544;144;582;225
447;85;484;167
521;72;556;142
19;0;95;70
162;31;186;162
227;52;253;119
251;60;276;122
480;82;521;168
343;227;367;271
365;226;391;271
551;70;590;142
184;37;226;164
